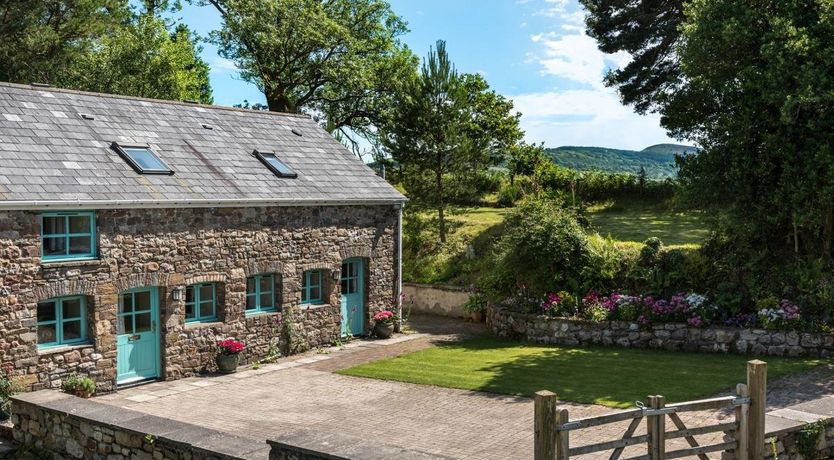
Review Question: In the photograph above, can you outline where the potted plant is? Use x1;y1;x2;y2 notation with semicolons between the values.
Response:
61;374;96;399
372;310;397;339
215;338;246;373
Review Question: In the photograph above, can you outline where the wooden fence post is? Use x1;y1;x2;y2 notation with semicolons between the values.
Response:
647;395;666;460
535;390;558;460
747;360;767;460
556;408;570;460
736;383;749;460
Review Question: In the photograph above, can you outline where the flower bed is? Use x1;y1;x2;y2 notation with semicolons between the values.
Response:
487;304;834;358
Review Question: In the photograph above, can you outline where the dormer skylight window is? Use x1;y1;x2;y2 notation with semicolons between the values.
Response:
111;142;174;175
254;150;297;178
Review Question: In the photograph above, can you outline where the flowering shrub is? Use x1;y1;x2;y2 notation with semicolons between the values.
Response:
540;291;576;317
372;310;397;325
216;338;245;356
757;298;801;330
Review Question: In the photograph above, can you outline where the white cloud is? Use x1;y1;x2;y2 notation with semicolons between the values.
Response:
536;0;569;17
511;89;677;149
533;31;630;88
210;57;239;74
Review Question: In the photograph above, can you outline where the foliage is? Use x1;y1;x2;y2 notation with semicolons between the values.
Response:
371;310;397;326
480;199;592;301
0;368;21;416
381;41;522;242
546;144;696;179
61;374;96;397
463;292;488;315
534;162;679;205
216;338;245;355
205;0;415;152
0;1;212;102
339;335;823;408
797;420;826;460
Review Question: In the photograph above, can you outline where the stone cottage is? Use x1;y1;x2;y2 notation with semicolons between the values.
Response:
0;82;405;392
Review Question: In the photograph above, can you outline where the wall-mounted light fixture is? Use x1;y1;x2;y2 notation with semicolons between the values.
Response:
172;286;184;301
332;270;341;281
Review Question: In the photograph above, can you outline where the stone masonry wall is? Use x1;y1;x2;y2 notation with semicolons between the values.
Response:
0;205;399;393
488;305;834;357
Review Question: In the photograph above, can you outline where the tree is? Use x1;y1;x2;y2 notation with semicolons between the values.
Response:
381;41;522;242
506;142;547;185
0;0;212;103
580;0;686;114
204;0;416;152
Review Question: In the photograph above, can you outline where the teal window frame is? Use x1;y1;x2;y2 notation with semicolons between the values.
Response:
185;283;218;323
40;211;96;261
246;274;277;314
37;296;88;349
301;270;324;305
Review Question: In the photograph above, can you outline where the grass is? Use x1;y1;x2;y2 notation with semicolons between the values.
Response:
587;199;708;247
338;336;824;408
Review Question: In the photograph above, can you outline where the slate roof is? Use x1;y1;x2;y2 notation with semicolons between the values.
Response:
0;82;405;210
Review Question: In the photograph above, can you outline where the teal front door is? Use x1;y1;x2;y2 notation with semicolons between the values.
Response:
117;287;160;385
340;258;365;336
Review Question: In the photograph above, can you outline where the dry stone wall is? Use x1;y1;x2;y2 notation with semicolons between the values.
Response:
488;305;834;357
0;205;398;392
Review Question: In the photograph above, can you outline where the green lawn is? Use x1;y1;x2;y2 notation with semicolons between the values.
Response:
338;336;824;408
587;200;708;247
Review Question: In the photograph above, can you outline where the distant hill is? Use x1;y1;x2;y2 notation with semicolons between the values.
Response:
545;143;697;179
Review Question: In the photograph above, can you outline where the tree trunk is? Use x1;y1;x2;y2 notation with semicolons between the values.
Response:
265;88;294;113
437;170;446;243
824;206;833;259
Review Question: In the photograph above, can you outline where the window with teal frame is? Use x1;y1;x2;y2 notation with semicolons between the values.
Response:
37;296;88;348
40;211;96;261
246;274;276;314
185;283;217;322
301;270;323;305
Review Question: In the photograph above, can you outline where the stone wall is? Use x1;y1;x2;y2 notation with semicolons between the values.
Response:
12;390;267;459
762;421;834;460
402;283;471;318
0;205;399;392
487;305;834;357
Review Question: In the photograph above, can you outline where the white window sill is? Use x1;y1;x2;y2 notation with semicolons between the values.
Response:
41;258;102;268
37;343;94;356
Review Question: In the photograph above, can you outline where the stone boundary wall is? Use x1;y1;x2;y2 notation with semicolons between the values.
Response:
487;305;834;357
402;283;471;318
267;429;452;460
762;420;834;460
12;391;269;459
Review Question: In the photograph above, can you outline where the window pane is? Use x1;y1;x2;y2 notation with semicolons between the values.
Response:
42;237;66;256
134;290;151;311
199;284;214;302
199;301;214;319
68;215;90;233
341;279;348;293
301;289;308;303
120;293;133;313
62;298;82;319
260;292;273;309
62;320;83;341
124;147;168;171
349;278;357;293
310;286;321;301
38;324;57;344
261;153;295;176
185;286;194;304
42;216;65;235
185;303;194;319
260;276;273;293
134;313;151;333
246;278;255;294
246;294;256;310
121;315;133;334
37;301;56;322
68;236;91;255
310;271;320;287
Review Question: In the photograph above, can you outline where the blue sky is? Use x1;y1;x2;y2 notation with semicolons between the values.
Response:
179;0;677;150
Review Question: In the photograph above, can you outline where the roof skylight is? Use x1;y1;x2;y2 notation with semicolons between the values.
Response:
111;142;174;175
254;150;297;178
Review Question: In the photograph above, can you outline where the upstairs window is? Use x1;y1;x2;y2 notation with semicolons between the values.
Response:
254;150;297;178
111;142;173;175
301;270;323;305
185;283;217;323
40;211;96;261
246;274;276;314
37;296;88;348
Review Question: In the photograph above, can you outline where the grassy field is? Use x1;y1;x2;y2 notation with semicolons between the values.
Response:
339;336;824;408
586;199;708;247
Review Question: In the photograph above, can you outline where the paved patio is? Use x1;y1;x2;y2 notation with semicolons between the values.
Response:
93;316;834;459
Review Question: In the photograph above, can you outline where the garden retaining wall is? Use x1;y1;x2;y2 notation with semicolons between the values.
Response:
402;283;471;318
487;305;834;357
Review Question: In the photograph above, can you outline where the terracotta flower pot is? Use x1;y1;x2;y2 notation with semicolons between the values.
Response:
216;354;240;374
374;322;394;339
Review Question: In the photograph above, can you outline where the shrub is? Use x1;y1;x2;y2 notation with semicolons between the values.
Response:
0;368;21;417
62;374;96;398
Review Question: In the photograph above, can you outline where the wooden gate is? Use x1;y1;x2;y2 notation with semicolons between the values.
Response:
534;360;767;460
